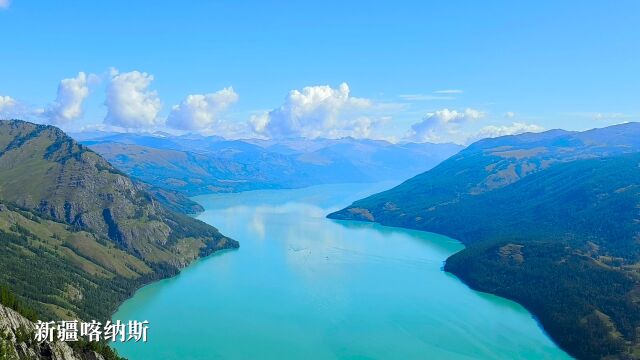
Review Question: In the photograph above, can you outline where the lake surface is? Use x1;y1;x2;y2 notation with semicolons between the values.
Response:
113;182;570;359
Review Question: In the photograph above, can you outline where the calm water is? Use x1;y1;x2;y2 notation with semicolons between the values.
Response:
113;183;570;359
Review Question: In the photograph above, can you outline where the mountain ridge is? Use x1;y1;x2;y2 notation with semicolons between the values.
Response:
0;120;236;266
329;122;640;360
80;132;463;195
0;119;238;324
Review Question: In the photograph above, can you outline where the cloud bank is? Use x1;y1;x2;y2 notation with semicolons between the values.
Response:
470;122;544;142
1;68;555;143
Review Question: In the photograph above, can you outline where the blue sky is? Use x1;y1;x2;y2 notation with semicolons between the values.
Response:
0;1;638;143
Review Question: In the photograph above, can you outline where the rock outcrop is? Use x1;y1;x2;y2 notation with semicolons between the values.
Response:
0;304;105;360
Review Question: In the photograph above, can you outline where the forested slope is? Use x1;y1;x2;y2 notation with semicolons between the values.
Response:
329;123;640;359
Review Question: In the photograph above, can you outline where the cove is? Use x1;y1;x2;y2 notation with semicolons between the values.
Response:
113;182;570;359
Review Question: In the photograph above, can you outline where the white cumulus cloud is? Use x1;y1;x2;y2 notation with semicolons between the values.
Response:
0;95;33;120
0;95;17;113
251;82;380;139
167;88;239;131
44;72;95;124
104;69;162;128
470;122;544;142
408;108;485;142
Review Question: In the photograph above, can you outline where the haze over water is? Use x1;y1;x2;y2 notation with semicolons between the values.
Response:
113;182;570;359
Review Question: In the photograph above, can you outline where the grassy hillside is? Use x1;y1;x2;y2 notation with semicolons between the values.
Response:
329;123;640;360
0;120;238;323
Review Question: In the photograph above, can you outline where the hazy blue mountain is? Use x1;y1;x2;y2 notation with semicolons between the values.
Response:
329;122;640;360
80;132;462;195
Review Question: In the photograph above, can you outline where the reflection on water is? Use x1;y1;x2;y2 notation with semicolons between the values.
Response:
113;183;570;360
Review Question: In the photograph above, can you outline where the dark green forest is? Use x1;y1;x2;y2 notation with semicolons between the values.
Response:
330;124;640;360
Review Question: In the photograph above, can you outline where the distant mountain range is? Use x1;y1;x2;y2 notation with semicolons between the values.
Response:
0;120;238;327
76;132;462;195
329;122;640;360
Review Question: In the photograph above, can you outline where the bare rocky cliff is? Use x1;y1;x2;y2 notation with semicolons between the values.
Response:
0;304;105;360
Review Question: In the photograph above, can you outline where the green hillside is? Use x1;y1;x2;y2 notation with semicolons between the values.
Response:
329;123;640;360
0;120;238;323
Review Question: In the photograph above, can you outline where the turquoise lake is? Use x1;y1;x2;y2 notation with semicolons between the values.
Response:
113;182;570;359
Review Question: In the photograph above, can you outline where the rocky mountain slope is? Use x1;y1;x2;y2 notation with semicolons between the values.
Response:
0;303;110;360
0;120;236;269
0;120;239;358
329;122;640;360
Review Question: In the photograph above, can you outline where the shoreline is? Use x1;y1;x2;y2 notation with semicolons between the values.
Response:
443;263;573;359
108;245;240;321
327;216;574;359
